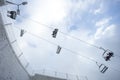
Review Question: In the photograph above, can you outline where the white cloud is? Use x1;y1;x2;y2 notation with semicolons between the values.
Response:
26;0;67;24
102;24;116;37
94;24;116;40
94;17;114;40
67;0;96;13
87;17;116;49
95;17;112;27
94;26;104;39
13;0;120;79
94;8;101;15
94;3;103;15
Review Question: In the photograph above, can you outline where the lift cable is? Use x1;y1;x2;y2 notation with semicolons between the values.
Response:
20;17;101;49
13;25;99;62
13;26;120;73
3;1;120;73
18;17;118;62
5;0;117;60
14;25;97;63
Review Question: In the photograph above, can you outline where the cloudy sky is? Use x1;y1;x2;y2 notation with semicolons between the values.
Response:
10;0;120;80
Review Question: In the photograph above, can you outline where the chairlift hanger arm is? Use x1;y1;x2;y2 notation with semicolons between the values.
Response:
6;1;18;5
6;1;28;6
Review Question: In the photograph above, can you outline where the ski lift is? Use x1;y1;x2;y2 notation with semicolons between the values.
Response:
52;28;58;38
56;45;62;54
16;2;27;15
100;47;114;61
7;11;17;19
103;50;114;61
20;29;25;37
6;1;28;15
96;62;108;73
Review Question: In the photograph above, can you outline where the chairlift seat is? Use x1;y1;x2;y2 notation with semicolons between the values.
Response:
20;29;25;37
56;46;61;54
52;28;58;38
96;62;108;73
100;65;108;73
7;11;17;19
102;49;114;61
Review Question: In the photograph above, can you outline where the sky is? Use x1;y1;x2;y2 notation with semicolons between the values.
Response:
9;0;120;80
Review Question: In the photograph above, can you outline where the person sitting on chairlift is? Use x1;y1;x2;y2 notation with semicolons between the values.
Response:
100;47;114;61
104;51;114;61
7;11;17;19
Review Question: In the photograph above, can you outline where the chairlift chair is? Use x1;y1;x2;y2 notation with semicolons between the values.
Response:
6;1;28;17
102;49;114;61
52;28;58;38
7;11;17;19
56;46;62;54
96;62;108;73
99;64;108;73
20;29;25;37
